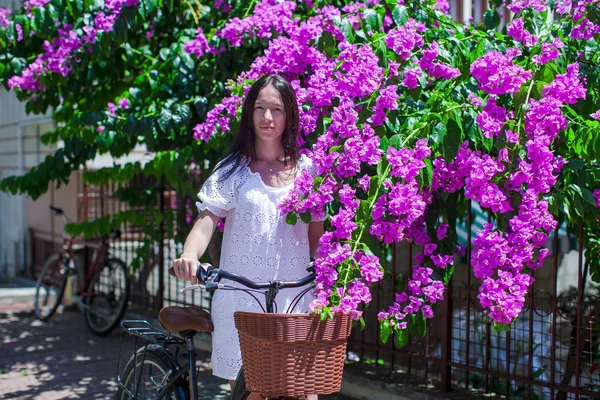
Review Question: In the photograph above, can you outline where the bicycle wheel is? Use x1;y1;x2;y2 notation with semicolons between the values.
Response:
34;253;68;321
117;345;189;400
84;257;130;336
231;368;251;400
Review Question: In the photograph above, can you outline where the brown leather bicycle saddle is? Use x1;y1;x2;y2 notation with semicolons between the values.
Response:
158;306;214;333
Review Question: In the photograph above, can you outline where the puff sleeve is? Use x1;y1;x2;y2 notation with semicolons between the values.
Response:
196;162;240;218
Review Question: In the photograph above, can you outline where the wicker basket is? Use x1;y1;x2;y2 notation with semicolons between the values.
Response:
234;311;352;397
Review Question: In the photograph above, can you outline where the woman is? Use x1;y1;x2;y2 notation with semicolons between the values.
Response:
172;74;324;400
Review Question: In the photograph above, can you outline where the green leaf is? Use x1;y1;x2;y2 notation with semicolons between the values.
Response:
484;9;500;30
568;183;583;198
355;200;370;222
129;87;142;99
158;108;173;133
388;134;402;150
10;58;27;74
443;118;463;160
394;328;409;348
286;212;297;226
32;7;46;33
159;48;170;61
443;264;454;286
414;313;427;339
300;210;312;224
493;321;510;333
363;9;379;32
194;96;208;115
101;33;111;57
582;188;597;206
430;122;447;145
340;18;356;44
380;320;391;343
392;5;408;26
379;135;390;152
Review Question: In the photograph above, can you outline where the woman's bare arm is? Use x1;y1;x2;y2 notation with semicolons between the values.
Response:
172;209;219;283
308;221;325;259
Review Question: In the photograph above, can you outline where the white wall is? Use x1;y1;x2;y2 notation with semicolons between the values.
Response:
0;84;55;281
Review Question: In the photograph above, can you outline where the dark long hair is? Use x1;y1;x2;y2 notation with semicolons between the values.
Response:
212;74;300;181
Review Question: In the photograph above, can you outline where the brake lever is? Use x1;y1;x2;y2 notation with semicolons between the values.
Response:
180;284;206;293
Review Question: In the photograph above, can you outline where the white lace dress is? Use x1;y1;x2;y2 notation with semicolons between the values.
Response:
195;154;319;380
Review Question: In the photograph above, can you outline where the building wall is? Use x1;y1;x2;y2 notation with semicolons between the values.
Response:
0;85;61;280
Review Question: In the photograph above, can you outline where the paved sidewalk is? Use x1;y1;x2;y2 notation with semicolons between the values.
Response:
0;289;355;400
0;308;233;400
0;277;37;317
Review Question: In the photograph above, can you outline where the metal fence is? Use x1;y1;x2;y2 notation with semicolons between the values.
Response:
344;205;599;400
27;180;599;400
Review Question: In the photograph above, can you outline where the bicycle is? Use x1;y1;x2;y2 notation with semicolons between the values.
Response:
115;263;352;400
33;205;131;336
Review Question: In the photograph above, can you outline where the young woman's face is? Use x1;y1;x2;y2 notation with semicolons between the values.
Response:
252;84;286;143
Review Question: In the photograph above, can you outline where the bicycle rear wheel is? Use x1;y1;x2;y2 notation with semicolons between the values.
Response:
117;346;189;400
34;254;68;321
84;257;130;336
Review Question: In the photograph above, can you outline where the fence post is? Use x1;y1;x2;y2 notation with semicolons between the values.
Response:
157;181;165;311
440;277;453;391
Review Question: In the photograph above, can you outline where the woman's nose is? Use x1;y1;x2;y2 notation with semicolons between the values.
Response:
263;109;273;121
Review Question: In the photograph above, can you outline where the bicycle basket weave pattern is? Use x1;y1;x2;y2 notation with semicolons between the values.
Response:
234;311;352;397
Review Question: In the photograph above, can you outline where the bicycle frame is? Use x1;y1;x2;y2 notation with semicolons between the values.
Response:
59;234;109;297
117;320;190;400
50;205;113;298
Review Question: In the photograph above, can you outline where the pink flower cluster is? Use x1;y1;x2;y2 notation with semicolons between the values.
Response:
532;37;564;65
507;17;537;47
24;0;51;10
0;7;10;29
7;0;139;92
469;61;586;324
476;97;508;138
470;48;532;95
555;0;600;39
507;0;546;14
370;140;430;243
8;23;83;91
219;0;297;46
185;29;211;57
385;18;425;60
192;95;241;141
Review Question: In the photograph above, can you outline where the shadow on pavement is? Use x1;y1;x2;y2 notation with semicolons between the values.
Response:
0;310;227;399
0;309;351;400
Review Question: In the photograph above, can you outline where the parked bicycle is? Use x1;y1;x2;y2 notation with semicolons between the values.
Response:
34;205;130;336
115;263;352;400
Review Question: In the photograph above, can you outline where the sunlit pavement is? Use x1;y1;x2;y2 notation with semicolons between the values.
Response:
0;305;235;400
0;302;351;400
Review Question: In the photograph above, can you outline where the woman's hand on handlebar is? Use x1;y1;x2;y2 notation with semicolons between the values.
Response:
171;255;200;284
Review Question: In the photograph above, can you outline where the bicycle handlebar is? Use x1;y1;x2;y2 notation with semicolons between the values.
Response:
169;263;316;292
206;269;316;291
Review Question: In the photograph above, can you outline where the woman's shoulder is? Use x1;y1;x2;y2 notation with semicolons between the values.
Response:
297;153;313;169
212;155;248;181
297;153;317;176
